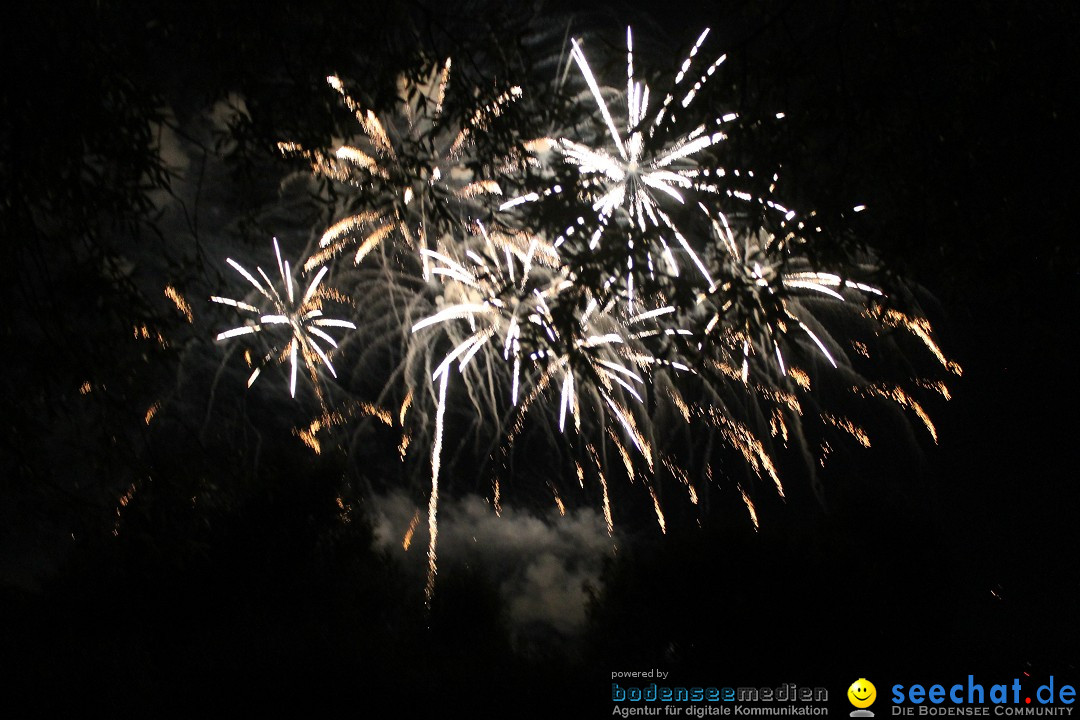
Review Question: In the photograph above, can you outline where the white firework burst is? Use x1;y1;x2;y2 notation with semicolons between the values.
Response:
211;238;356;398
413;222;663;447
694;201;883;383
408;222;685;602
502;27;736;300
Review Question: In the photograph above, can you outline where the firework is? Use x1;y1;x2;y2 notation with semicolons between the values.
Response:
502;27;737;304
211;238;356;398
279;60;522;278
408;222;671;596
691;200;886;383
202;26;963;606
413;225;652;424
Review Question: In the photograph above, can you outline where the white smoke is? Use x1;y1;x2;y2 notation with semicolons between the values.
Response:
370;490;616;637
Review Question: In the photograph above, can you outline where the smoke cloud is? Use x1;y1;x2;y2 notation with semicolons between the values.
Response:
371;490;615;637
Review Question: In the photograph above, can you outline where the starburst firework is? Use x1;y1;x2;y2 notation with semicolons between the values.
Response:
211;238;356;398
501;28;737;302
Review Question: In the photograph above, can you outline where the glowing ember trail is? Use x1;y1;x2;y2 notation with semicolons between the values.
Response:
425;369;450;608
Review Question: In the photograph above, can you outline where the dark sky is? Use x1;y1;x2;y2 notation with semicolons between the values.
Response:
1;0;1078;713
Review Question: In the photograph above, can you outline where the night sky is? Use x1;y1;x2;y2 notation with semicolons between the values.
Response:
2;0;1077;715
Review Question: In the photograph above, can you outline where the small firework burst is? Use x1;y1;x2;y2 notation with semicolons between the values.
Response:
211;238;356;398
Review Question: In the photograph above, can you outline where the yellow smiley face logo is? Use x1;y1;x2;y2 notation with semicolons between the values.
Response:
848;679;877;708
